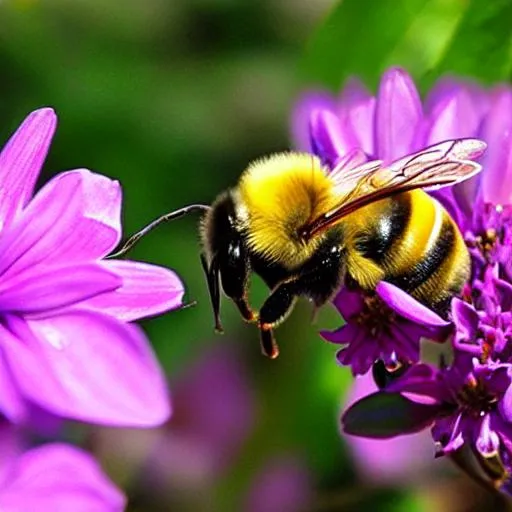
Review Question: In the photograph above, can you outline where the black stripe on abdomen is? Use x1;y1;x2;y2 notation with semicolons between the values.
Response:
387;215;456;293
353;193;411;264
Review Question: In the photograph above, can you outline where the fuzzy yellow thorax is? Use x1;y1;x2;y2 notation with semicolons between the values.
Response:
237;152;338;269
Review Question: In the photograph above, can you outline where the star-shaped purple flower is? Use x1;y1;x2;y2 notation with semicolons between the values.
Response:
0;108;184;427
386;354;512;464
321;282;450;375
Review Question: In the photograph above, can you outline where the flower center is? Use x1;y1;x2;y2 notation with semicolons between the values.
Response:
354;292;396;337
466;203;512;270
455;374;498;418
474;228;498;260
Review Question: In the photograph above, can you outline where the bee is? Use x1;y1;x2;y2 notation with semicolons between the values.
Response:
112;139;485;359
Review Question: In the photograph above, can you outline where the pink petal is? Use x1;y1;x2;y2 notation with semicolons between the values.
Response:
375;68;422;163
0;171;119;281
0;444;125;512
0;263;121;313
0;109;57;230
376;282;450;327
480;87;512;205
80;171;122;254
83;260;184;321
1;311;170;427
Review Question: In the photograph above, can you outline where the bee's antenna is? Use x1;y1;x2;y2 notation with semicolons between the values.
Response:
109;203;211;258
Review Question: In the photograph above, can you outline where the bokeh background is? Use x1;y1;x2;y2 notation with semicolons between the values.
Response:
2;0;512;510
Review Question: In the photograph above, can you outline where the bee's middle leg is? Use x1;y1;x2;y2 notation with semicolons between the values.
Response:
257;281;299;359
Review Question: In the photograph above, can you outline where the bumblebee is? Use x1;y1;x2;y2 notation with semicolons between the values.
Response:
113;139;485;359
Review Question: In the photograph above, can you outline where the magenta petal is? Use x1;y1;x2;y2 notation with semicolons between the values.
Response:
499;384;512;423
0;171;84;278
375;68;422;163
1;311;170;427
290;91;336;151
310;109;357;166
0;109;57;229
0;444;125;512
480;87;512;205
0;263;121;313
451;298;480;353
339;77;376;156
83;260;184;321
80;171;122;255
0;351;28;424
0;171;120;280
425;88;481;144
376;282;450;327
321;323;360;345
475;414;500;457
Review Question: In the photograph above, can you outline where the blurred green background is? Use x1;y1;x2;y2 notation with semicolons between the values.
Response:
2;0;512;510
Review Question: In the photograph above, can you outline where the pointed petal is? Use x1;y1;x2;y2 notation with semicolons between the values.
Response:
376;282;450;327
425;88;481;144
309;109;357;167
451;298;480;353
0;444;125;512
321;323;361;345
0;263;121;313
425;88;483;213
339;77;376;156
1;311;170;427
0;109;57;229
331;286;365;320
480;87;512;205
0;170;119;281
290;91;336;151
475;414;500;457
386;364;444;402
375;68;422;163
83;260;184;321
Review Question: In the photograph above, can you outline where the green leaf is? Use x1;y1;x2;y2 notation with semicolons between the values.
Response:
342;392;441;438
302;0;512;92
426;0;512;86
301;0;458;90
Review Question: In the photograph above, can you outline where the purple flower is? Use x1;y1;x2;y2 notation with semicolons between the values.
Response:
321;282;449;375
0;108;184;427
293;65;512;495
452;270;512;363
292;67;484;166
387;354;512;468
0;443;125;511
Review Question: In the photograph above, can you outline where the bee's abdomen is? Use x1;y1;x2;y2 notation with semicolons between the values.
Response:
349;190;469;316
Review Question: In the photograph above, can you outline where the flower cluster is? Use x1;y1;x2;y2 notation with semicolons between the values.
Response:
0;108;185;509
293;68;512;492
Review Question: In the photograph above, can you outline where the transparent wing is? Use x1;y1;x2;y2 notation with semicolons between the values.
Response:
303;138;485;240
